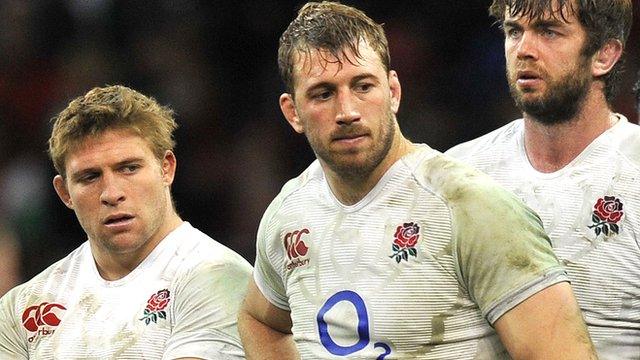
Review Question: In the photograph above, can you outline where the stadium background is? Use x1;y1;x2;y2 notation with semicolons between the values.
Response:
0;0;639;295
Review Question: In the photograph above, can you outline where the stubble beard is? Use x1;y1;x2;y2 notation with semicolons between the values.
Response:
508;57;592;125
309;108;396;183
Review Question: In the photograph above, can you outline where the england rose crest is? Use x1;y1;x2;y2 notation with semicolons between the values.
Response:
140;289;170;325
389;222;420;263
588;196;623;237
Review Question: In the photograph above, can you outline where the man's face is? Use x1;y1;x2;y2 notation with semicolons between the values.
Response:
53;129;176;258
280;41;401;180
503;3;592;124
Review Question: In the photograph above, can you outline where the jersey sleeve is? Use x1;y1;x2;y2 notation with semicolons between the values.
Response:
162;259;252;360
0;289;28;359
253;200;290;311
451;180;569;325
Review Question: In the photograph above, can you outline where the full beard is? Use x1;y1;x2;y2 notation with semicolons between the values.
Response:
508;60;591;125
310;108;396;182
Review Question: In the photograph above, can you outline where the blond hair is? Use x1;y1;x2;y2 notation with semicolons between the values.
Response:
278;1;390;94
48;85;177;177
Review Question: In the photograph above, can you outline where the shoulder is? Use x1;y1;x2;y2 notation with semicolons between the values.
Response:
413;147;515;210
2;243;88;303
0;242;87;346
445;119;522;160
610;116;640;170
167;224;252;305
258;160;323;231
171;223;252;276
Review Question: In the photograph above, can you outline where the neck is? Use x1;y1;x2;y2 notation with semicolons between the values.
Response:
323;131;416;206
93;204;183;281
523;89;616;173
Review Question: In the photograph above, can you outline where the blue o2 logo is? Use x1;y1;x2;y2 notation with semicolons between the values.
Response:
316;290;391;359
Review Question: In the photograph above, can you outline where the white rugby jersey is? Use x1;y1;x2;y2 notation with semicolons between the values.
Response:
254;145;568;359
0;222;252;360
447;115;640;359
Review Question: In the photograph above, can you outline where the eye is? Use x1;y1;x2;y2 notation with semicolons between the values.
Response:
78;172;100;184
121;164;140;173
312;90;333;101
355;82;373;93
541;29;557;39
505;27;522;39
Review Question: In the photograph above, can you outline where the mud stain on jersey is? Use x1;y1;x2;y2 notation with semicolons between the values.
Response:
78;293;100;321
507;252;538;272
111;326;138;358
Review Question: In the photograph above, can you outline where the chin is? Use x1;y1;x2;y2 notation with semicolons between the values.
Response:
101;234;146;254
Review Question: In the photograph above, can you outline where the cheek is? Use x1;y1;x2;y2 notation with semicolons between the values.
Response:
300;111;330;137
69;191;97;221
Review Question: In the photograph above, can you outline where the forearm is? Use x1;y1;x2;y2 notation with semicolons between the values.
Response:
238;310;299;360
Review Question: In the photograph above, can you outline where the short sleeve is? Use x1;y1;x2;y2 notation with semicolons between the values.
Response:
452;182;569;324
162;259;252;360
0;289;28;359
253;208;290;311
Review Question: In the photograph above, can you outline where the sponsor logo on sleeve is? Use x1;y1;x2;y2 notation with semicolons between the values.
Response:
284;228;310;270
389;222;420;263
22;302;66;342
139;289;170;325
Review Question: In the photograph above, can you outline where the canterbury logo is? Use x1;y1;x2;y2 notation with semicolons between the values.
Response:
22;302;66;332
284;228;309;260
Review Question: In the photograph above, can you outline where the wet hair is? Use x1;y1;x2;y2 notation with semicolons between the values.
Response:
278;1;390;94
489;0;632;103
49;85;177;178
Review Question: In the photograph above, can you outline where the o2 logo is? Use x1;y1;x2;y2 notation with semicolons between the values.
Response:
316;290;391;359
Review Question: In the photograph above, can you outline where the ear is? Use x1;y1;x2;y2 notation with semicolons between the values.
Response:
279;93;304;134
591;39;623;77
53;175;74;209
161;150;177;186
388;70;402;114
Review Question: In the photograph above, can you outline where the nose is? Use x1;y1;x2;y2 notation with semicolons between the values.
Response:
100;174;125;206
515;31;538;60
335;89;361;125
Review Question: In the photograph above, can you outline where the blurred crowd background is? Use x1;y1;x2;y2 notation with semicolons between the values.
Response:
1;0;639;296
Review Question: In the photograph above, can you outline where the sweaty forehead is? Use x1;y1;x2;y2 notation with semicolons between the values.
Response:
291;41;383;87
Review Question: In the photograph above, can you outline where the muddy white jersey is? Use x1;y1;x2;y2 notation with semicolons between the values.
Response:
0;222;252;360
254;145;568;359
447;115;640;359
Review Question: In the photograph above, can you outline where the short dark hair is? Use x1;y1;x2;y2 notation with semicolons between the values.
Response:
489;0;632;103
278;1;390;95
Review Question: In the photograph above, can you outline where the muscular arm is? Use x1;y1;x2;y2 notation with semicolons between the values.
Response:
238;279;299;360
494;282;596;360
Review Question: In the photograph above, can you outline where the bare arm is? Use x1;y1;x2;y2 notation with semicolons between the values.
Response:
238;279;299;360
494;282;597;360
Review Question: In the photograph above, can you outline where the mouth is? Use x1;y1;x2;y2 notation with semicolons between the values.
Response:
516;70;542;86
104;214;135;226
331;134;368;149
332;131;368;142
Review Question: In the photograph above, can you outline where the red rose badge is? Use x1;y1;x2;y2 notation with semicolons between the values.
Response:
588;196;623;236
389;222;420;263
140;289;170;325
